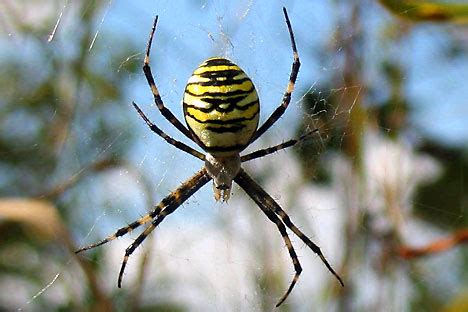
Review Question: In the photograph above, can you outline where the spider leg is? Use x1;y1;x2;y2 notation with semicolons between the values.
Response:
241;129;318;162
249;188;303;306
118;168;211;287
234;169;343;303
75;168;210;254
133;101;205;161
250;7;300;143
142;16;194;142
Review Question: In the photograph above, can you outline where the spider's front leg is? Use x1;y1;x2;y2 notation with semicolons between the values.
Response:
141;15;194;142
250;7;300;143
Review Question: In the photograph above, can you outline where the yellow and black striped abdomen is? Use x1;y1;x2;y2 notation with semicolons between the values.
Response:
183;58;259;156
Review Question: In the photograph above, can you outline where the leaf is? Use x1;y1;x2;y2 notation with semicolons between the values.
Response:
379;0;468;23
0;198;65;241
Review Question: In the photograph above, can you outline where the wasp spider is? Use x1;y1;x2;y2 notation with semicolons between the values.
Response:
76;7;343;307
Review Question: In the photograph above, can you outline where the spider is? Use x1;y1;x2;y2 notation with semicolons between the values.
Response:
76;7;343;307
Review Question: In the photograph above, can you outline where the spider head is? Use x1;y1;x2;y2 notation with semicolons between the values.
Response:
204;153;241;202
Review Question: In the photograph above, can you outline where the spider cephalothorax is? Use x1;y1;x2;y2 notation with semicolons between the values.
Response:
76;8;343;307
204;153;240;201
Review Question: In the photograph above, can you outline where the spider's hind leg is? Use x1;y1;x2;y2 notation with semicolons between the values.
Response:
75;168;211;255
116;168;211;287
234;169;344;306
257;196;303;307
241;128;318;162
75;213;155;254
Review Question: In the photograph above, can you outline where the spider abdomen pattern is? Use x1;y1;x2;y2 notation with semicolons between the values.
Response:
183;58;260;155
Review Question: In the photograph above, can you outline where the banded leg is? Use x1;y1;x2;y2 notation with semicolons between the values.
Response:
251;190;302;307
241;129;318;162
142;16;194;141
250;7;300;143
118;169;211;287
234;170;344;297
133;101;205;161
75;168;210;254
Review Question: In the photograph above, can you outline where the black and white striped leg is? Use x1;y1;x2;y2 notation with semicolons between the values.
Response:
142;16;194;141
117;169;211;287
241;129;318;162
75;168;210;254
132;101;205;161
234;169;343;306
250;7;300;143
250;188;302;306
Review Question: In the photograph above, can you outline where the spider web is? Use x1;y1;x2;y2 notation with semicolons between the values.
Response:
2;0;467;311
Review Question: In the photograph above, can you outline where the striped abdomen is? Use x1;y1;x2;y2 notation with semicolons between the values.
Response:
183;58;259;156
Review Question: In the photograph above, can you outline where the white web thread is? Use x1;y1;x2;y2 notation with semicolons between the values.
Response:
88;0;113;51
47;0;69;42
18;264;66;311
17;129;124;309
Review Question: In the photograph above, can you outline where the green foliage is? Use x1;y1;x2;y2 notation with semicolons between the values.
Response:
415;142;468;228
0;1;140;310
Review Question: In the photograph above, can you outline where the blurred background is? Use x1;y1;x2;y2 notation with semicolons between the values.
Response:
0;0;467;311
